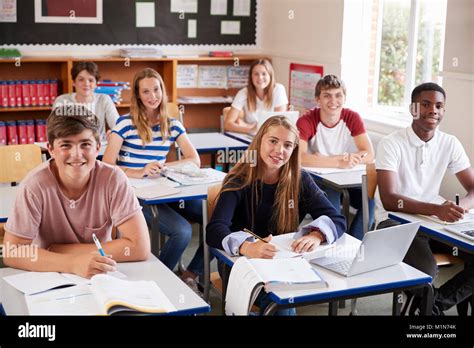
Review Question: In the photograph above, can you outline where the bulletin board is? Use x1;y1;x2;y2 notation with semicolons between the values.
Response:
289;63;324;111
0;0;257;45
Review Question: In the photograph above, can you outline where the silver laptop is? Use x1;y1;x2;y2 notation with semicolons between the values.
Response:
257;111;300;128
310;222;420;277
444;223;474;241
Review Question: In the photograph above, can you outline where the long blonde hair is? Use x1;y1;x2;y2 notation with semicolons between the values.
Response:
130;68;170;144
247;59;275;112
218;116;301;235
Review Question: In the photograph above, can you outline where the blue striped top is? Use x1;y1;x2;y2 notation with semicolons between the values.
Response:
112;114;186;168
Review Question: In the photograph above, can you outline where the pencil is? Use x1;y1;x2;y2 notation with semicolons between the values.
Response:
243;228;268;243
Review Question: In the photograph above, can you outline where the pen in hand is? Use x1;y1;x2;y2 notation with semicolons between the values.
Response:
455;194;460;206
243;228;269;243
92;233;106;257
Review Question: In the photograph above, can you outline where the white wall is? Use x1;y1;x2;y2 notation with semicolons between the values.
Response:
439;0;474;198
259;0;344;91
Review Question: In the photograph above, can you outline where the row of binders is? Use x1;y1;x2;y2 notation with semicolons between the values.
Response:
0;119;47;146
0;79;58;108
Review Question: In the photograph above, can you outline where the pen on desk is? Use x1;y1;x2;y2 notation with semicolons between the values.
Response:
92;233;106;257
455;194;460;206
243;228;268;243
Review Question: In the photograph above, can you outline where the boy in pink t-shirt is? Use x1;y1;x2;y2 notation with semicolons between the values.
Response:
4;106;150;278
296;75;375;239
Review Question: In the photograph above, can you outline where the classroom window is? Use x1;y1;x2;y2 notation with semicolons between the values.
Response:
370;0;447;110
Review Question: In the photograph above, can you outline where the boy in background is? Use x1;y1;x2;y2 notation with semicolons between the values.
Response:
297;75;375;239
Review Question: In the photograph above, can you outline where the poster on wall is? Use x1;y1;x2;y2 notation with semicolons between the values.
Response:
289;63;324;111
34;0;103;24
0;0;16;22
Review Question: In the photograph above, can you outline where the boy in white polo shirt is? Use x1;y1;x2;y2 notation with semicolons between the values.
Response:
297;75;375;240
4;106;151;278
376;82;474;315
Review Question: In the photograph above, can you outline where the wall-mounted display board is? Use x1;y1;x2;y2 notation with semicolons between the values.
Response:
0;0;257;45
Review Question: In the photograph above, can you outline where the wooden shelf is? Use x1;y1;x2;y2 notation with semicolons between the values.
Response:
0;55;265;134
0;106;52;112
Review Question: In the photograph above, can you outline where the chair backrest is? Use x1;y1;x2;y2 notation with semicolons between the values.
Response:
207;183;223;220
167;102;183;123
0;144;43;183
361;162;377;235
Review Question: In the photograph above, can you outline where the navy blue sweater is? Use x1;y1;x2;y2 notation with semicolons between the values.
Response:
206;170;346;250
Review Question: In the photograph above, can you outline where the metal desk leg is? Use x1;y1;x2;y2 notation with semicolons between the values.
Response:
341;188;351;226
420;283;434;316
392;291;402;316
211;153;216;169
150;205;161;257
202;199;211;302
329;301;339;315
221;263;230;315
263;302;279;316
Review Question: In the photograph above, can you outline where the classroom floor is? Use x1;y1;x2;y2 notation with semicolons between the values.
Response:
182;223;465;316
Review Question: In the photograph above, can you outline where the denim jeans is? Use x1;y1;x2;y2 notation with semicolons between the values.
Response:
254;291;297;316
323;186;375;240
140;199;205;274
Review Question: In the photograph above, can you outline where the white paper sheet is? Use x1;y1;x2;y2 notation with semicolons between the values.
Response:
187;19;197;38
128;177;180;189
225;257;263;315
221;20;240;35
233;0;250;16
25;285;101;315
0;0;16;22
136;2;155;28
170;0;198;13
198;65;228;88
177;64;199;88
211;0;227;15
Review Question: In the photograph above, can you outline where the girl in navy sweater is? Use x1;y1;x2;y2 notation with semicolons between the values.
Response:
206;116;346;314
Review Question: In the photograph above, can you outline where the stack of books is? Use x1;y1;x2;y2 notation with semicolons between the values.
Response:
95;80;130;105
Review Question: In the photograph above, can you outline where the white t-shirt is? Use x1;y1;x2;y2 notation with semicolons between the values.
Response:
53;93;120;141
374;126;471;224
231;83;288;124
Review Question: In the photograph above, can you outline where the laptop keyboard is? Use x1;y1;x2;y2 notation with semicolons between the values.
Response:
324;259;353;275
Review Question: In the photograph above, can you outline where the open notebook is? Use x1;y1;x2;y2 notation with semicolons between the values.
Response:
271;233;336;259
163;163;226;186
3;270;125;295
24;274;176;315
225;257;327;315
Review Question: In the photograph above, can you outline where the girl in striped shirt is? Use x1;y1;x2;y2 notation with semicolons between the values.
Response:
103;68;204;290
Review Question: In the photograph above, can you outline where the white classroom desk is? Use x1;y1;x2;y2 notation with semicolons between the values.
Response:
210;234;433;315
135;168;227;301
187;132;248;153
224;131;253;145
0;172;225;303
389;212;474;254
0;186;18;223
0;254;210;315
182;133;248;170
304;167;365;223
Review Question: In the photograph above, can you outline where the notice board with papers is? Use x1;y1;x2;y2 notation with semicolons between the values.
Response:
0;0;257;45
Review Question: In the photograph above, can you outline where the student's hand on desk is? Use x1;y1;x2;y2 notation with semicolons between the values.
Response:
338;153;362;169
239;236;277;259
71;253;117;279
142;161;165;178
435;201;467;222
291;230;325;253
